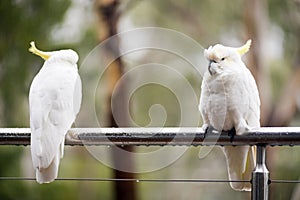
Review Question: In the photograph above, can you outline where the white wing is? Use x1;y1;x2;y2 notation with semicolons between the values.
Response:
29;61;81;183
73;74;82;117
244;67;260;128
199;75;210;128
223;65;260;191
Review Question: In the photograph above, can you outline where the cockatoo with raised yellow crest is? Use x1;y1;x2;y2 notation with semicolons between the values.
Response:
199;40;260;191
29;41;82;184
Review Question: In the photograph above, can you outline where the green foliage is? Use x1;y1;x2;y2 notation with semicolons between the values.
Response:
268;0;300;63
0;1;71;199
0;146;26;200
0;0;71;126
130;84;181;127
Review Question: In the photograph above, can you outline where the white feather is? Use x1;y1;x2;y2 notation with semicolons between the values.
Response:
199;41;260;191
29;50;81;184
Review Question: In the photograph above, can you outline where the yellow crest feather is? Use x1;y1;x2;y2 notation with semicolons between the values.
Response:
29;41;50;60
236;39;251;56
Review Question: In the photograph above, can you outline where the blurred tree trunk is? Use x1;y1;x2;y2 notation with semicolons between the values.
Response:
244;1;300;199
243;0;272;126
244;0;300;127
268;64;300;126
243;1;275;198
95;1;136;200
268;40;300;126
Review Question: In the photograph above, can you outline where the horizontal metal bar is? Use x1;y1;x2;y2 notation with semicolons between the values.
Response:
1;176;299;184
0;177;249;183
1;127;300;146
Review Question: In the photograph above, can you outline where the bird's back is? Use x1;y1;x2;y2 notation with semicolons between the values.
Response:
29;62;81;173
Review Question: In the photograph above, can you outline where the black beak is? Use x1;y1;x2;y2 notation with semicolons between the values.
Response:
208;60;216;75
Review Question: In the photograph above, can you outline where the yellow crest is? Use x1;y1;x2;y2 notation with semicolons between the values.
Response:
29;41;51;60
236;39;251;56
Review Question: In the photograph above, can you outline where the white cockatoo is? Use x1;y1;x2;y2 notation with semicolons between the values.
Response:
29;41;82;184
199;40;260;191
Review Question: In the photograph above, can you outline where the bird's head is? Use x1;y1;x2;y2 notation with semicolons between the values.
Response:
204;40;251;75
29;41;78;65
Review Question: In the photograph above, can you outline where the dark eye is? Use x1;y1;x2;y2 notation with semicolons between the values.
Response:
221;57;225;61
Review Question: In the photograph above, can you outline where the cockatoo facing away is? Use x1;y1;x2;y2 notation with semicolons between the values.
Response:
199;40;260;191
29;42;82;184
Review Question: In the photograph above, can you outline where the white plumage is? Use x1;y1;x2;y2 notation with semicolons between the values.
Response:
199;40;260;191
29;42;82;184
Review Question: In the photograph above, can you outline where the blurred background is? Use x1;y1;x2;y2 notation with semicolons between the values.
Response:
1;0;300;199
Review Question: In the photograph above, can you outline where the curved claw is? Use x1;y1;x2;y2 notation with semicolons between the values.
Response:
204;126;209;138
203;125;218;138
227;127;236;143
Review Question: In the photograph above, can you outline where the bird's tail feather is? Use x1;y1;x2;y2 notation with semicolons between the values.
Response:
36;152;60;184
223;146;255;191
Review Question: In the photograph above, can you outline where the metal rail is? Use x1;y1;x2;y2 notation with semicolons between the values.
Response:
0;127;300;146
1;127;300;200
252;145;269;200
